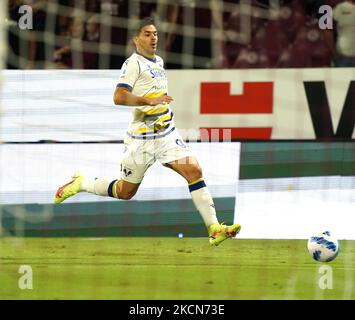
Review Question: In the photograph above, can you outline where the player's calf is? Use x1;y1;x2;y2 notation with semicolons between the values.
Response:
55;174;140;204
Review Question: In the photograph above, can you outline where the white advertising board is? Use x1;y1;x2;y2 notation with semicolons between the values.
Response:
2;69;354;142
0;142;240;204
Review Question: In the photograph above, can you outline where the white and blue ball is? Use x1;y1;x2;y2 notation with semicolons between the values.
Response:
307;231;339;262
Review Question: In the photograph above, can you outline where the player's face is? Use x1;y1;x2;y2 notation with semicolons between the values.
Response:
135;25;158;58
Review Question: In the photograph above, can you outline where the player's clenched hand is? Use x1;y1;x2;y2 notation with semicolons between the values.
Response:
148;95;173;106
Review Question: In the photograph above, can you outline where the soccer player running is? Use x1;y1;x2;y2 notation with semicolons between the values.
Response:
54;18;241;246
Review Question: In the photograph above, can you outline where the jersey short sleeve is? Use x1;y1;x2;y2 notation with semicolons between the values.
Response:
116;57;140;92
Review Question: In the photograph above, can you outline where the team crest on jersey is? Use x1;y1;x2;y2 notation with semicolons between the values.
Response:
175;139;187;148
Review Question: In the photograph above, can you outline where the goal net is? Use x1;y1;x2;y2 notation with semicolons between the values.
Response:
0;0;354;301
5;0;340;70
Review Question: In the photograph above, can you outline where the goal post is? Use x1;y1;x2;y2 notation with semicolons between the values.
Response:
0;0;7;236
0;0;7;71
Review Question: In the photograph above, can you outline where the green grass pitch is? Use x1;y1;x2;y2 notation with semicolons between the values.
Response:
0;237;354;300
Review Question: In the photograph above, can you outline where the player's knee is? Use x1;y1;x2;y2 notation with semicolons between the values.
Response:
115;180;139;200
187;164;203;182
119;194;132;200
118;189;137;200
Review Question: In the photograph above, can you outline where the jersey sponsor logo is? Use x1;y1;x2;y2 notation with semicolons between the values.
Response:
149;69;166;79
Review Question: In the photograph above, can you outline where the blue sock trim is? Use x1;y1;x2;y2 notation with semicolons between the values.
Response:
108;180;118;198
189;180;206;192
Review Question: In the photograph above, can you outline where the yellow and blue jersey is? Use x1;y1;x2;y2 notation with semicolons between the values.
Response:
116;52;175;139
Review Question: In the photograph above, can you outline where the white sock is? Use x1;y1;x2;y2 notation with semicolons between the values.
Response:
189;179;219;227
80;177;109;196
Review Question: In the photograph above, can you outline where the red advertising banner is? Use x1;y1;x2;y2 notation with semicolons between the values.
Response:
168;69;354;140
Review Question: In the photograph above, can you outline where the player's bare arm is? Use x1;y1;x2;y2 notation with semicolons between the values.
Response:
113;87;173;106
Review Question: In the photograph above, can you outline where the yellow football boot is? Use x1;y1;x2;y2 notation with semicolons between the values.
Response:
54;173;84;204
208;223;241;246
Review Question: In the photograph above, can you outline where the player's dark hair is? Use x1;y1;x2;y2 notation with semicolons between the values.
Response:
135;17;156;35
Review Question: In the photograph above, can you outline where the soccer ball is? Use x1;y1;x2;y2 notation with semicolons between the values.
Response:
307;231;339;262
